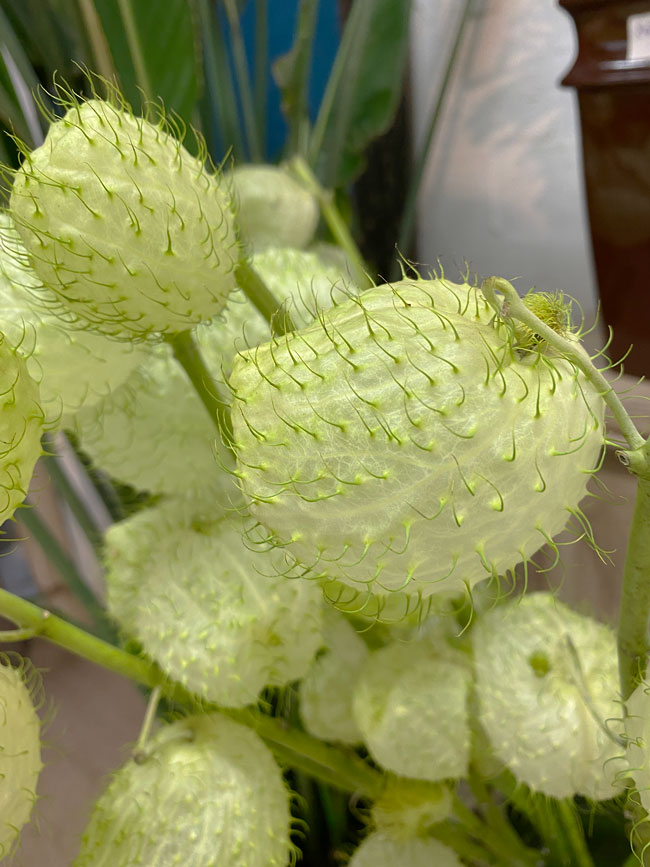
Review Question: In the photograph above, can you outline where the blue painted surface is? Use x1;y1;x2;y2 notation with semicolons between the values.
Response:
234;0;341;160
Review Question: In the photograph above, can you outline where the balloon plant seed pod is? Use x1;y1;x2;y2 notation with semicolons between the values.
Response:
299;606;368;745
0;655;43;859
352;636;472;782
473;592;626;800
104;502;323;707
0;328;44;525
227;164;319;251
0;212;147;423
9;92;240;340
229;277;604;613
73;714;293;867
347;831;462;867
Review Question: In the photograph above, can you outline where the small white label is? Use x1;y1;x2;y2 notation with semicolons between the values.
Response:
627;12;650;62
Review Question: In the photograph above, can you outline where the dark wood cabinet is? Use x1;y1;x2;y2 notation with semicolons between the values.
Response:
561;0;650;374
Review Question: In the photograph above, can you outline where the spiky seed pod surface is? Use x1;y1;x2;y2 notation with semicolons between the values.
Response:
348;832;461;867
71;244;350;505
473;592;625;800
0;331;43;523
299;607;368;744
0;657;42;858
352;638;471;782
74;713;292;867
230;278;604;604
624;683;650;813
105;503;323;706
0;213;146;422
228;164;319;250
10;99;239;340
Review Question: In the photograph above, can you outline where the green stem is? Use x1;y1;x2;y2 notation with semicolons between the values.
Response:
235;261;294;334
618;476;650;698
0;587;386;798
166;330;233;447
18;506;113;640
223;0;262;161
42;435;103;554
290;155;373;290
452;794;538;866
0;627;36;641
548;798;595;867
429;822;499;865
468;769;539;866
134;684;161;760
116;0;153;103
482;277;644;451
77;0;119;84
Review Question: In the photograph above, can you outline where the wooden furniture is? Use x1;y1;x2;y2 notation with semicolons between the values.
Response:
560;0;650;375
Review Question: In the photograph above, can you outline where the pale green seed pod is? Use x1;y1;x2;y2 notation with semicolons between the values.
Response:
74;713;293;867
0;656;43;859
473;592;625;800
0;212;146;422
299;607;368;744
228;164;319;250
348;832;461;867
105;503;323;707
0;331;43;524
71;345;235;506
71;244;350;503
352;637;471;782
230;278;604;606
10;98;239;339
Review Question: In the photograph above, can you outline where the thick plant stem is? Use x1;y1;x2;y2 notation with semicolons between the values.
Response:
618;475;650;698
0;587;386;798
235;261;294;334
290;156;373;290
482;277;644;451
167;330;233;447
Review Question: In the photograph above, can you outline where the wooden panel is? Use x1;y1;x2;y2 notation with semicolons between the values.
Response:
561;0;650;375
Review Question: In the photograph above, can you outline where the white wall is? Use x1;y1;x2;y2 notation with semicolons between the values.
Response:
410;0;598;316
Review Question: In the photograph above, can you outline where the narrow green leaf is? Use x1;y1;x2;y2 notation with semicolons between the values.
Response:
309;0;411;188
272;0;319;157
94;0;200;126
223;0;262;161
195;0;246;161
254;0;268;155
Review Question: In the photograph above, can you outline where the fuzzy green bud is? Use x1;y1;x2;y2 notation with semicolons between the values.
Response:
105;503;323;706
299;607;368;744
0;212;146;422
0;656;42;858
348;832;461;867
473;592;625;799
230;278;603;606
74;713;292;867
0;331;43;523
352;636;471;782
228;164;319;251
10;98;239;339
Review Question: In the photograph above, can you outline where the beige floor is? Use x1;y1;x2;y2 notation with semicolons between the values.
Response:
11;376;650;866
